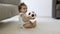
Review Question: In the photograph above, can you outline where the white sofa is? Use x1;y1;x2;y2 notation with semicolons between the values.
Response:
0;0;20;21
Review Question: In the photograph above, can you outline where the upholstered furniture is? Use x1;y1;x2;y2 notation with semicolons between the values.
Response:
0;0;20;21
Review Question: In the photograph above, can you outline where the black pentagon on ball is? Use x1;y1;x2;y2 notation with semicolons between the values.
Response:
32;14;34;17
29;13;31;15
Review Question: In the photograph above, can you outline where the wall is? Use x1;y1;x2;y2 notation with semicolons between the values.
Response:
21;0;52;17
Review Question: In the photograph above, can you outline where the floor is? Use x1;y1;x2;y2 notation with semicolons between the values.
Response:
0;15;60;34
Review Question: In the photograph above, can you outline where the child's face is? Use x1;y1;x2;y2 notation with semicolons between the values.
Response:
20;6;27;13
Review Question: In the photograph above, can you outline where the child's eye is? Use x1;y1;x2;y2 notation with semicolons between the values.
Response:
23;8;27;9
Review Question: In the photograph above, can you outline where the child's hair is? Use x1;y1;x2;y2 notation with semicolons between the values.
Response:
18;3;27;12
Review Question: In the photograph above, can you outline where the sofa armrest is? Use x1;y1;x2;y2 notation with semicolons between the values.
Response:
0;4;19;21
0;0;20;5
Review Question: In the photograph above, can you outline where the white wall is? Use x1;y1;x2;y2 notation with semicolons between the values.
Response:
21;0;52;17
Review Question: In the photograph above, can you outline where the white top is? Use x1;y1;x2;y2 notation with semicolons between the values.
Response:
19;12;29;27
19;13;25;27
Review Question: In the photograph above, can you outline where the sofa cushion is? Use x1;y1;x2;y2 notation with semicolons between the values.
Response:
0;4;19;21
0;0;20;5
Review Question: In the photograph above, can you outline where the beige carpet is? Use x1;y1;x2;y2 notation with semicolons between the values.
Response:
0;21;20;34
0;21;60;34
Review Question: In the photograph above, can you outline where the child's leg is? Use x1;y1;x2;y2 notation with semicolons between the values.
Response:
23;23;32;28
31;22;36;28
23;21;36;28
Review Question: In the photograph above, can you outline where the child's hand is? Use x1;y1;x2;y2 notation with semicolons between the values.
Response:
22;15;30;22
28;16;32;19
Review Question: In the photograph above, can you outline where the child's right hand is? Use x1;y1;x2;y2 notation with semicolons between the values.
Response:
22;15;30;22
28;16;32;19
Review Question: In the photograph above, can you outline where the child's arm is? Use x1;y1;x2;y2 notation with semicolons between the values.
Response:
22;14;30;22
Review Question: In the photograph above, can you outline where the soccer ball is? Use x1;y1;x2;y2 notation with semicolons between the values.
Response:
28;11;36;19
